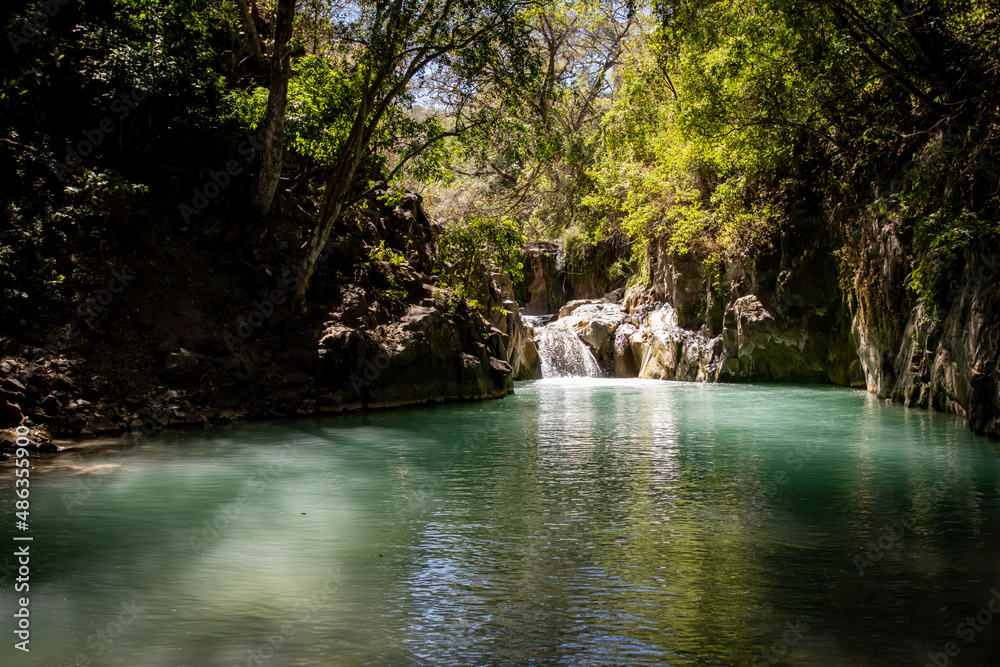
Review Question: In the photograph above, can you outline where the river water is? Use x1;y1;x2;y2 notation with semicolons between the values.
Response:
3;379;1000;666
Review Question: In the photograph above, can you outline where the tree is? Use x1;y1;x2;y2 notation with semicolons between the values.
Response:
250;0;296;219
437;215;526;302
289;0;537;312
433;0;638;239
234;0;266;68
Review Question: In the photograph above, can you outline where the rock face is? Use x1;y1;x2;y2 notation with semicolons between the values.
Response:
484;271;540;380
318;303;513;409
522;204;997;437
620;223;862;386
522;242;565;315
849;212;1000;437
547;298;627;374
520;239;628;315
628;301;724;382
524;220;862;389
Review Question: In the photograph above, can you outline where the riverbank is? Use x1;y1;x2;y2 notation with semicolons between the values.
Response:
0;186;531;457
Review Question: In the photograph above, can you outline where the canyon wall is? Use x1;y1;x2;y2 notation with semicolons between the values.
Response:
528;209;999;437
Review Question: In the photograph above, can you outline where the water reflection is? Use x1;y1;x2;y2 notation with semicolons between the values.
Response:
1;381;999;665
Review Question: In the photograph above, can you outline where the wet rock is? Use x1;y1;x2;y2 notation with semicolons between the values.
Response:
551;302;627;369
613;324;639;377
559;299;603;319
522;339;540;378
632;304;722;382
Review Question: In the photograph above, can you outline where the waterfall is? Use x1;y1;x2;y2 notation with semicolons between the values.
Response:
524;315;604;379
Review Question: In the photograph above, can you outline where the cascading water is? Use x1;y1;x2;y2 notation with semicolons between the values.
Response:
523;315;604;378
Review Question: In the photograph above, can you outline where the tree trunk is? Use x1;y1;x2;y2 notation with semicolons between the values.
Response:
249;0;295;220
290;128;366;313
234;0;264;67
291;87;383;312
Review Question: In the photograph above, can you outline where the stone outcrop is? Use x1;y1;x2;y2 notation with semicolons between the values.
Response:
551;298;627;373
620;223;862;387
522;242;564;315
849;211;1000;437
627;301;725;382
520;238;628;315
318;303;513;409
485;271;540;380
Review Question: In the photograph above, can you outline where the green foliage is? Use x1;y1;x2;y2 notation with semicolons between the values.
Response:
428;0;633;240
365;241;409;307
436;215;527;306
606;257;631;284
585;1;826;259
702;253;723;293
1;167;153;322
908;210;987;305
76;0;229;104
367;240;406;268
560;225;595;273
4;0;1000;332
229;55;355;164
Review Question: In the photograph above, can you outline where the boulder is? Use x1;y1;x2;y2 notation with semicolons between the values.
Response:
632;304;723;382
162;348;202;385
555;302;627;367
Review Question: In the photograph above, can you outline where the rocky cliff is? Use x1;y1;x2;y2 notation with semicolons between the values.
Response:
847;210;1000;437
519;238;628;315
527;212;998;437
0;189;523;450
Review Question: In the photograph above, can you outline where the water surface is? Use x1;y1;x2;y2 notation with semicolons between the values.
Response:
2;380;1000;666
